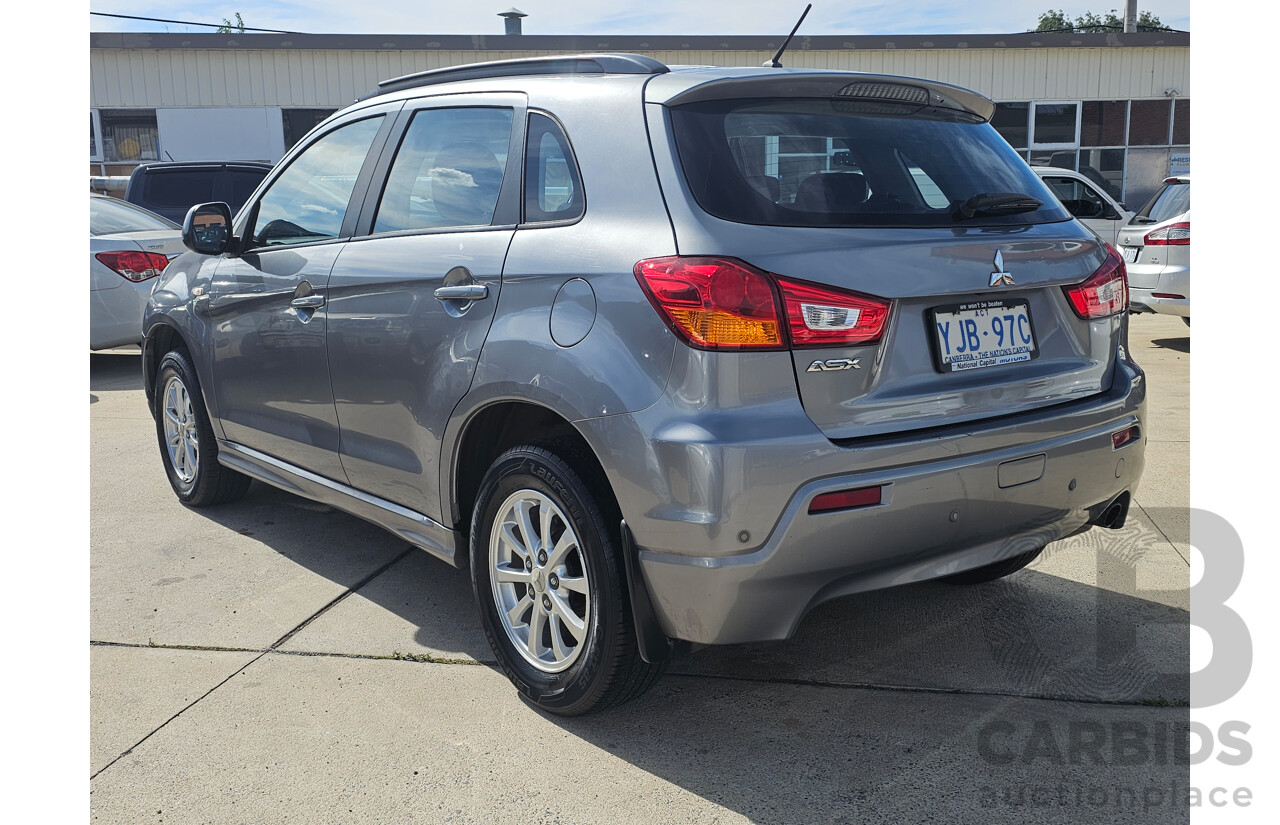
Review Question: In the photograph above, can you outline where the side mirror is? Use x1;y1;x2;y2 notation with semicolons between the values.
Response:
183;202;234;255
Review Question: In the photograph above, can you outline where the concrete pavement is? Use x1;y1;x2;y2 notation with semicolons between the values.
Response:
90;314;1190;823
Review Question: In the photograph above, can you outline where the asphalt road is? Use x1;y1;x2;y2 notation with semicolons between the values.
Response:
90;313;1190;824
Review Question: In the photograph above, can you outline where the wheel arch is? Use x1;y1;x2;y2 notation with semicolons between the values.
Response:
447;399;616;540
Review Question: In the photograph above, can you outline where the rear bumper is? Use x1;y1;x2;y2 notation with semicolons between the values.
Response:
580;353;1146;646
1128;263;1190;317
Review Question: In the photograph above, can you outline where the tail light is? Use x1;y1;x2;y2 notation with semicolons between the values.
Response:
634;256;891;351
776;276;890;348
95;250;171;282
1063;245;1128;319
1144;221;1190;246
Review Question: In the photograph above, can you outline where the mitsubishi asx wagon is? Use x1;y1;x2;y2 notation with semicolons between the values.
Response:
143;54;1145;715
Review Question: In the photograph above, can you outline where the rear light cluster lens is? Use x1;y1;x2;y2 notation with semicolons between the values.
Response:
634;256;891;351
1063;244;1128;320
95;251;171;282
1144;221;1190;246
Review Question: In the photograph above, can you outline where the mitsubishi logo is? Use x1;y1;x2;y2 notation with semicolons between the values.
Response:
989;250;1015;287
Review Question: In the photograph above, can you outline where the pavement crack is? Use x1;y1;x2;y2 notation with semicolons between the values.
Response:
90;547;415;781
1134;500;1190;565
664;671;1189;709
268;547;415;651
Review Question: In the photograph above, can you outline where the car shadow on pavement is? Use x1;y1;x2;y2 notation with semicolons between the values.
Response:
180;481;1190;822
90;351;144;393
190;479;1188;705
1151;336;1189;353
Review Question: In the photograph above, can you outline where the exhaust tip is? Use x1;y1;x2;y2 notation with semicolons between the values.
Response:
1095;492;1131;529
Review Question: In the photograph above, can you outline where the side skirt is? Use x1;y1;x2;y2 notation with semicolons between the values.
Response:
217;440;464;566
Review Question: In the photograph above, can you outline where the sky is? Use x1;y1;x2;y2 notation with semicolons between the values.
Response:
88;1;1191;36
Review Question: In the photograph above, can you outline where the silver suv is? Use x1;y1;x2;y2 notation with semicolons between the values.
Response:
144;54;1145;715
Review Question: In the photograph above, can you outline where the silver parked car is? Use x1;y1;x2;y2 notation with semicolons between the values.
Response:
1117;175;1190;325
90;194;184;349
143;55;1145;714
1033;166;1133;245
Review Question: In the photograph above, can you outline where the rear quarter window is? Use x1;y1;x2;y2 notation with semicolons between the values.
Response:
669;98;1069;228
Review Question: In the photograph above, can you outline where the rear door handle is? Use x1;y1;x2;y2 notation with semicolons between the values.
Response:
290;295;326;309
433;284;489;302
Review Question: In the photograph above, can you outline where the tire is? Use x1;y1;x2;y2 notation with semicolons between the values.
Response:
153;348;251;507
1182;317;1190;328
470;444;664;715
942;547;1043;585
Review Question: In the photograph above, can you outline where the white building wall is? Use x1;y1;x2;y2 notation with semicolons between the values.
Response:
156;108;284;163
89;46;1191;108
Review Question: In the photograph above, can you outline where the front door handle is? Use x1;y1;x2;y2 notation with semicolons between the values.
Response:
290;295;326;309
433;284;489;302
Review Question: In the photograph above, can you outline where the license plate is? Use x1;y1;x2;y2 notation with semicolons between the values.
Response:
1122;246;1141;263
929;299;1038;373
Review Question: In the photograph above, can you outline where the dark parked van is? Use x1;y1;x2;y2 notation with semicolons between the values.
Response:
125;161;273;223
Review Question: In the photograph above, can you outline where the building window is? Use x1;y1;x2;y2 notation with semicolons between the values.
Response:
1080;101;1128;147
99;109;160;163
990;102;1029;151
1172;99;1190;145
1031;102;1079;146
90;112;103;161
1128;100;1172;146
283;109;339;151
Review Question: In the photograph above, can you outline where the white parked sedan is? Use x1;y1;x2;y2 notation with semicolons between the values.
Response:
1116;175;1190;325
90;194;185;349
1033;166;1133;245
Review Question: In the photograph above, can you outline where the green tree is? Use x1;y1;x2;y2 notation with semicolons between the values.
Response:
216;12;246;34
1033;8;1167;32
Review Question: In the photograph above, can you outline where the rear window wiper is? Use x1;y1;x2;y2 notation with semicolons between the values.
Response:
953;193;1043;220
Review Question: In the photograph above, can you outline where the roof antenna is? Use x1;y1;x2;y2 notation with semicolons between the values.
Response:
764;4;812;68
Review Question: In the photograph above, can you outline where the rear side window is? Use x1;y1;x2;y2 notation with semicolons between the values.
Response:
524;113;584;223
1135;181;1190;223
669;98;1069;228
143;170;216;209
373;107;513;233
252;116;383;247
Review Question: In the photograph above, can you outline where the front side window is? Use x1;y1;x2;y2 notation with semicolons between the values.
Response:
670;98;1068;228
251;116;383;247
373;107;513;234
524;113;584;223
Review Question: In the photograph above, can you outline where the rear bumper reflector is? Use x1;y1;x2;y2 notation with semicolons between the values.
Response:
809;485;882;514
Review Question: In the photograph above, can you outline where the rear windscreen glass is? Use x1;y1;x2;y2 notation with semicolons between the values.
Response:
669;99;1069;228
1136;182;1190;223
90;197;179;235
143;170;217;209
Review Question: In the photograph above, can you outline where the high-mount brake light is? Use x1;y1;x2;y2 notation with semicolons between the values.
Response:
1144;221;1190;246
94;251;171;282
634;257;893;351
1063;245;1128;320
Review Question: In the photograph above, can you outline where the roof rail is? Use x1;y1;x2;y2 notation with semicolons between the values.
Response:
364;53;670;99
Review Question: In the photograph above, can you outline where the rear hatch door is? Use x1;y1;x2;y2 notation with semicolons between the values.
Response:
653;73;1124;439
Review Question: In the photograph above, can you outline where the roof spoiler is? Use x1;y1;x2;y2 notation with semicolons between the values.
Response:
654;72;996;122
363;53;670;100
